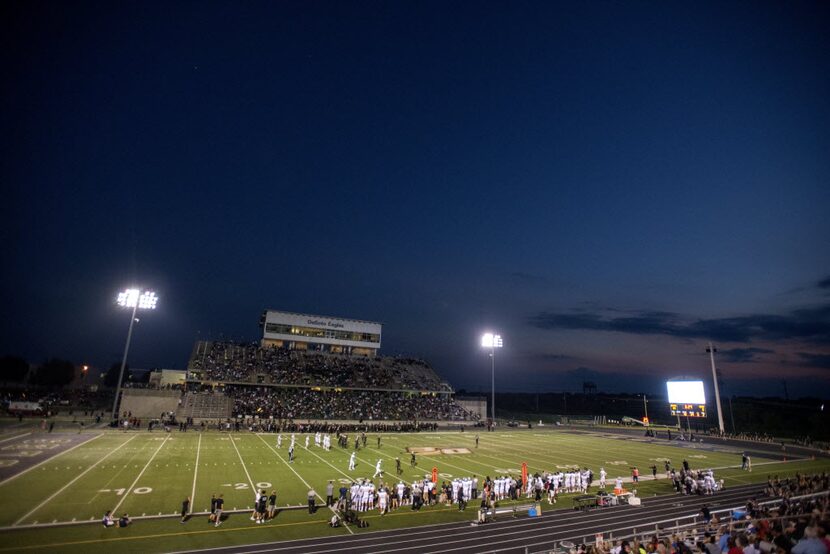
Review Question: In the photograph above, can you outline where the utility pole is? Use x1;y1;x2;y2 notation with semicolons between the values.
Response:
707;342;725;433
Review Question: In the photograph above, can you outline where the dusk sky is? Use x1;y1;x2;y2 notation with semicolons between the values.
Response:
2;1;828;398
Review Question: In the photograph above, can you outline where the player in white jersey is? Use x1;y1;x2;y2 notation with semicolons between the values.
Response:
462;478;472;504
304;435;309;448
615;476;623;491
349;482;359;509
378;487;388;514
599;468;607;488
361;484;371;512
349;451;356;471
373;459;383;478
276;434;282;448
396;481;405;507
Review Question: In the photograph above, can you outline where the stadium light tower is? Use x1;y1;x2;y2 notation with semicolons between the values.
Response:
481;332;503;422
112;289;158;419
707;342;725;434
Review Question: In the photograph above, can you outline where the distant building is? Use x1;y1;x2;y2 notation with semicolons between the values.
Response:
260;309;382;357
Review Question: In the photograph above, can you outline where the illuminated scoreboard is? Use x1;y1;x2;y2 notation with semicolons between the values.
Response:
667;379;707;418
670;403;707;418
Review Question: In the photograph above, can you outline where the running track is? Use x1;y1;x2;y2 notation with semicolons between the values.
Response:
176;482;766;554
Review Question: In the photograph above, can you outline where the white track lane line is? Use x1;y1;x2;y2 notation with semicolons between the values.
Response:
14;434;138;525
111;435;170;515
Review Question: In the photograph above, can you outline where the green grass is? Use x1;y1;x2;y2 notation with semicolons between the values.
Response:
0;428;827;553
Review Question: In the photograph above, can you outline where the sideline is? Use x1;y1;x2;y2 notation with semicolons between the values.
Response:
0;517;328;552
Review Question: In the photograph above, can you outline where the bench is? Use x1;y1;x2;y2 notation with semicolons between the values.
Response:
573;495;598;511
477;503;539;523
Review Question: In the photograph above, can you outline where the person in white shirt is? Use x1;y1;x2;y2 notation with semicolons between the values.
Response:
349;451;356;471
276;434;282;448
304;435;309;448
373;459;383;478
615;477;623;491
599;468;607;488
378;488;388;514
396;481;405;506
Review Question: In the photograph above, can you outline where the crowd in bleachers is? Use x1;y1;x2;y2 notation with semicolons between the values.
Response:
187;341;446;391
225;385;478;421
565;473;829;554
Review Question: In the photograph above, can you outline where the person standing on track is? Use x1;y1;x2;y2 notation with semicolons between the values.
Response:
180;496;189;523
214;494;224;527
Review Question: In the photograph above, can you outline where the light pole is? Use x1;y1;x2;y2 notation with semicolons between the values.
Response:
642;393;649;422
481;333;503;423
707;342;725;434
112;289;158;420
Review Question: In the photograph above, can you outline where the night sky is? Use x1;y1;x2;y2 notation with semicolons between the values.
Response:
2;1;828;398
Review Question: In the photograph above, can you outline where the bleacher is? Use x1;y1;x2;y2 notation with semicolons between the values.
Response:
182;340;478;422
119;388;181;418
177;391;232;420
186;341;450;392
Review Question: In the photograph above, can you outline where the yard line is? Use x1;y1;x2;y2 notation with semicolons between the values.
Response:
254;434;353;535
0;433;103;486
0;432;31;444
228;434;256;492
190;434;202;514
111;436;170;515
276;436;353;482
14;434;138;525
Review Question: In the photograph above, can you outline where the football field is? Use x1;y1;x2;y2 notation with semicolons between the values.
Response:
0;427;826;553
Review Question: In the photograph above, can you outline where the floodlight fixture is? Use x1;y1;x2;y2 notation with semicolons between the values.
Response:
481;333;503;348
138;291;158;310
112;288;159;419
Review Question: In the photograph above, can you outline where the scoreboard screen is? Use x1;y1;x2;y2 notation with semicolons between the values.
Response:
670;403;707;418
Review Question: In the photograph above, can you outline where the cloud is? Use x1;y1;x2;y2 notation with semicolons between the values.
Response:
819;276;830;290
528;304;830;345
718;347;774;363
797;352;830;369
